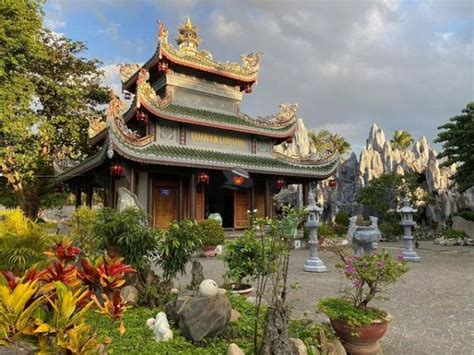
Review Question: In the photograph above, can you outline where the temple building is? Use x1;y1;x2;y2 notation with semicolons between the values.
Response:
56;18;338;229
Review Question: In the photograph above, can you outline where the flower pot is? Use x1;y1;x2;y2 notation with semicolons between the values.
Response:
225;283;254;297
329;313;392;355
202;245;217;257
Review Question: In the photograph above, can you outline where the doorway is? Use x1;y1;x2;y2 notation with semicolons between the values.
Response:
205;179;234;228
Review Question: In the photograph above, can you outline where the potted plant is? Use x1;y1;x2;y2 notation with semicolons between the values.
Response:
318;249;409;355
198;219;224;257
222;231;259;296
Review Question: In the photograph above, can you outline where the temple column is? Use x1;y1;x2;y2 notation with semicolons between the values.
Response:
303;182;310;206
189;172;196;219
130;166;137;194
265;178;272;218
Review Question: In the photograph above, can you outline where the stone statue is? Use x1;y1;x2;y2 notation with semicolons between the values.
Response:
117;187;144;212
347;216;381;257
146;312;173;342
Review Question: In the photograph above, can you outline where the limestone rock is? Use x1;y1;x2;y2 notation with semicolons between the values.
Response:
120;285;138;305
199;279;219;297
178;294;231;342
290;338;308;355
117;187;144;211
189;260;205;290
452;216;474;238
229;309;241;323
227;343;245;355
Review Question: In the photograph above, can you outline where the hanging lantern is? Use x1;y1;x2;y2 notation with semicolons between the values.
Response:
276;178;286;189
233;175;245;186
198;172;209;184
328;178;337;189
136;110;148;124
110;163;125;177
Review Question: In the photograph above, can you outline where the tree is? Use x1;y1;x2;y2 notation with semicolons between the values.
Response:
390;130;414;150
0;1;109;218
308;129;351;161
435;102;474;192
356;172;426;217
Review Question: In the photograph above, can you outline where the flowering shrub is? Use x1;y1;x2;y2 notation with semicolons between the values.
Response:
318;249;409;326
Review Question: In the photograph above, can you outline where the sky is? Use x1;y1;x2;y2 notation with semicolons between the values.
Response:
44;0;473;154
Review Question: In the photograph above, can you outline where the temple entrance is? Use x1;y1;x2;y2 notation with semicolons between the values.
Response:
153;179;178;229
206;186;234;228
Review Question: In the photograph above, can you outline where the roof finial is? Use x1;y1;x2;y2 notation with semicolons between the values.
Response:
176;16;200;50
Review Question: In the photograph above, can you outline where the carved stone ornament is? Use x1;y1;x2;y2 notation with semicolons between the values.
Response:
136;68;172;108
241;52;262;71
275;103;298;123
87;115;106;137
119;63;141;83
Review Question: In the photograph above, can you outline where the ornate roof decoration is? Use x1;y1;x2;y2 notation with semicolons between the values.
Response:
87;115;106;138
119;63;141;84
175;17;200;49
135;69;172;109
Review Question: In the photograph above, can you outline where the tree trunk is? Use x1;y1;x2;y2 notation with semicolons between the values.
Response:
260;298;292;355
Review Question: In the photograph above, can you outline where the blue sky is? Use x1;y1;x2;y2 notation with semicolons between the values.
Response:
44;0;473;153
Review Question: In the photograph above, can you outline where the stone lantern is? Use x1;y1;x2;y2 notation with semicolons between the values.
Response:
304;191;327;272
397;197;421;262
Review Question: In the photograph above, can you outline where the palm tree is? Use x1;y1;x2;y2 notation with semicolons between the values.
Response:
391;130;414;150
308;129;351;161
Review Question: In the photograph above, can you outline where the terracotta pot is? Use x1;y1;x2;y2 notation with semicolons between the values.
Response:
330;313;392;355
226;283;254;297
202;245;217;257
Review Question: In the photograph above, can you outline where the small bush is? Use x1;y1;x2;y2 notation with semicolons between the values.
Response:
199;219;224;246
70;206;99;256
334;211;350;228
318;223;332;237
0;209;51;273
457;210;474;222
379;222;402;241
318;298;387;327
443;228;467;239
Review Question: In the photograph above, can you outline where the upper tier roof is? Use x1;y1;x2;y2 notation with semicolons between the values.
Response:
119;18;261;91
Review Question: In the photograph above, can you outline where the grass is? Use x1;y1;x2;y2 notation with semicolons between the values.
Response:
87;294;331;354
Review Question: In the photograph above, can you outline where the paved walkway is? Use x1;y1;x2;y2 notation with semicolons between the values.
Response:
174;242;474;355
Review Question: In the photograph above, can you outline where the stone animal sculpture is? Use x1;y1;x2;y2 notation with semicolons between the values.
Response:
146;312;173;342
347;216;381;257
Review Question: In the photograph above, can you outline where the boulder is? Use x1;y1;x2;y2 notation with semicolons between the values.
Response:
453;216;474;238
199;279;219;297
290;338;308;355
229;309;241;323
178;294;231;342
227;343;245;355
120;285;138;305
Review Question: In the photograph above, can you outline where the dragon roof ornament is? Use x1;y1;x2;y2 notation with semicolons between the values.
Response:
135;69;172;109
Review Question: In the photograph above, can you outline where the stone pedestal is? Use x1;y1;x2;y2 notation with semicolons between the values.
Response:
304;191;327;273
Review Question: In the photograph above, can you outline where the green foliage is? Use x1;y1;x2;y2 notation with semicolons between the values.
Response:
156;219;202;281
379;222;402;241
391;130;414;150
0;209;51;273
443;228;467;239
70;206;99;256
318;298;387;327
94;208;159;272
0;0;109;218
198;219;224;246
334;211;350;228
223;230;262;286
317;223;332;237
435;102;474;192
457;210;474;222
356;172;427;217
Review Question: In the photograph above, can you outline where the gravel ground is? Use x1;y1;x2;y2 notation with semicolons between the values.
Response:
172;241;474;355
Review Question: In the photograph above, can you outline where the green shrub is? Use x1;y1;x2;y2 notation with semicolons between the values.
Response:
0;209;51;273
334;211;350;227
457;210;474;222
70;206;99;256
199;219;224;246
156;219;202;281
318;223;332;237
318;298;387;327
93;207;159;272
443;228;467;239
379;222;402;240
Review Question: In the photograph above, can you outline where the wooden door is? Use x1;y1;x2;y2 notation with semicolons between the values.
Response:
196;185;205;221
154;183;178;229
255;185;266;218
234;190;249;229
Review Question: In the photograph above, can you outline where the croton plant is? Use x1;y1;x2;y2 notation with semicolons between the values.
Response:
0;238;135;353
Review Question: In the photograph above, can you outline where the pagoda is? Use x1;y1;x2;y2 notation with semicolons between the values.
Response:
57;18;338;229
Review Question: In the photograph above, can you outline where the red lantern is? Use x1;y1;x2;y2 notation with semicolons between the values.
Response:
136;110;148;124
158;61;169;73
276;178;286;189
233;176;245;186
328;178;337;189
110;163;125;177
198;172;209;184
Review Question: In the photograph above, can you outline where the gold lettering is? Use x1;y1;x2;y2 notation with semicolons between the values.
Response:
190;131;246;147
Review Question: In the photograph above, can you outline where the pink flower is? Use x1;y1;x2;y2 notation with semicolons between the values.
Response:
353;279;362;288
